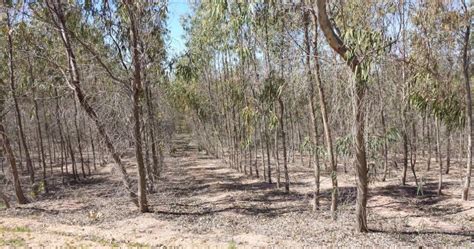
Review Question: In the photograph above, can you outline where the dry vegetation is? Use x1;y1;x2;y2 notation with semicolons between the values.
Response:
1;135;472;247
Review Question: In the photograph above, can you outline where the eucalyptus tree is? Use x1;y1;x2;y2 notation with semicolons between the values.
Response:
0;71;28;205
302;3;338;217
408;0;467;196
461;0;471;201
316;0;392;232
0;2;28;204
4;3;35;184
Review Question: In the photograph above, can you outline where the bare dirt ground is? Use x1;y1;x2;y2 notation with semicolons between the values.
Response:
1;134;473;247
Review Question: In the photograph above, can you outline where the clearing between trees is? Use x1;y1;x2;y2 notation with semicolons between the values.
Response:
1;135;472;247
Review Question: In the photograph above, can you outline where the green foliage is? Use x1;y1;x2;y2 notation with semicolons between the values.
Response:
268;110;278;130
301;136;312;152
227;239;237;249
30;181;46;197
342;28;391;86
126;241;150;248
367;127;401;154
335;134;352;157
259;72;285;108
335;1;393;87
241;105;257;139
410;73;465;130
301;136;326;157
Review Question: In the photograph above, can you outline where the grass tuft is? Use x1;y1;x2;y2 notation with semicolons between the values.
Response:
0;237;26;247
0;225;32;233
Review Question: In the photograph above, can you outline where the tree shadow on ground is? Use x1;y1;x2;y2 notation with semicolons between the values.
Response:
370;228;473;238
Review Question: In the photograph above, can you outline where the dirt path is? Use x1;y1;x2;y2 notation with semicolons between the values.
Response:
1;135;473;247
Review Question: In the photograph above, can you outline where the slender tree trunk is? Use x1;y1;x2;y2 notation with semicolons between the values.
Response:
33;93;48;193
315;0;369;231
0;122;28;204
54;89;66;183
274;126;281;189
278;99;290;193
73;99;86;178
410;119;418;185
311;11;338;219
80;111;91;176
461;9;471;200
254;127;259;178
145;87;160;180
445;131;451;174
381;109;389;181
15;128;23;173
6;11;34;184
89;126;96;171
264;117;272;184
144;121;154;191
435;118;443;195
64;116;78;181
0;191;10;208
260;123;267;182
42;101;53;176
402;129;408;185
304;10;321;211
427;116;432;171
126;0;149;212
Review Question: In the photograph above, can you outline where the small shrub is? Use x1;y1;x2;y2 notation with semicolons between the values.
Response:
228;240;237;249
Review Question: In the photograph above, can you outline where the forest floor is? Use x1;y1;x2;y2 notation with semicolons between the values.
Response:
0;134;473;247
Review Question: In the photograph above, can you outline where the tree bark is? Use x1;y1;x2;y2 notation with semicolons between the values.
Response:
125;0;149;212
33;92;48;192
310;10;338;219
278;99;290;193
6;10;34;184
427;116;432;171
0;122;28;204
73;99;86;178
0;191;10;208
435;118;443;195
303;9;321;211
54;89;66;183
461;5;472;200
316;0;368;232
445;131;451;174
410;119;418;185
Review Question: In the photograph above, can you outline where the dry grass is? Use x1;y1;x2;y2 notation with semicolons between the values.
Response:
0;135;472;247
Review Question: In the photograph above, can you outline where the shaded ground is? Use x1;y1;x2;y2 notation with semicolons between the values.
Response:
0;134;473;247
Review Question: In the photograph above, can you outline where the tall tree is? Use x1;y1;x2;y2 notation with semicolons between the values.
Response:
124;0;149;212
42;0;138;206
309;6;338;219
461;0;472;201
6;5;35;184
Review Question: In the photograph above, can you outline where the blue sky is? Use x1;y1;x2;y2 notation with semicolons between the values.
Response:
167;1;191;57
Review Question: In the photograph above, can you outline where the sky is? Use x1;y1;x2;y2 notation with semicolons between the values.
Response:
167;1;191;57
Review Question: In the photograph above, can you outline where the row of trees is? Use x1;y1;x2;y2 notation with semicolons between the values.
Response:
1;1;170;212
172;0;472;232
0;0;471;233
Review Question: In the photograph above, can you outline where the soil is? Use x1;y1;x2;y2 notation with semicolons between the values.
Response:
0;134;473;247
